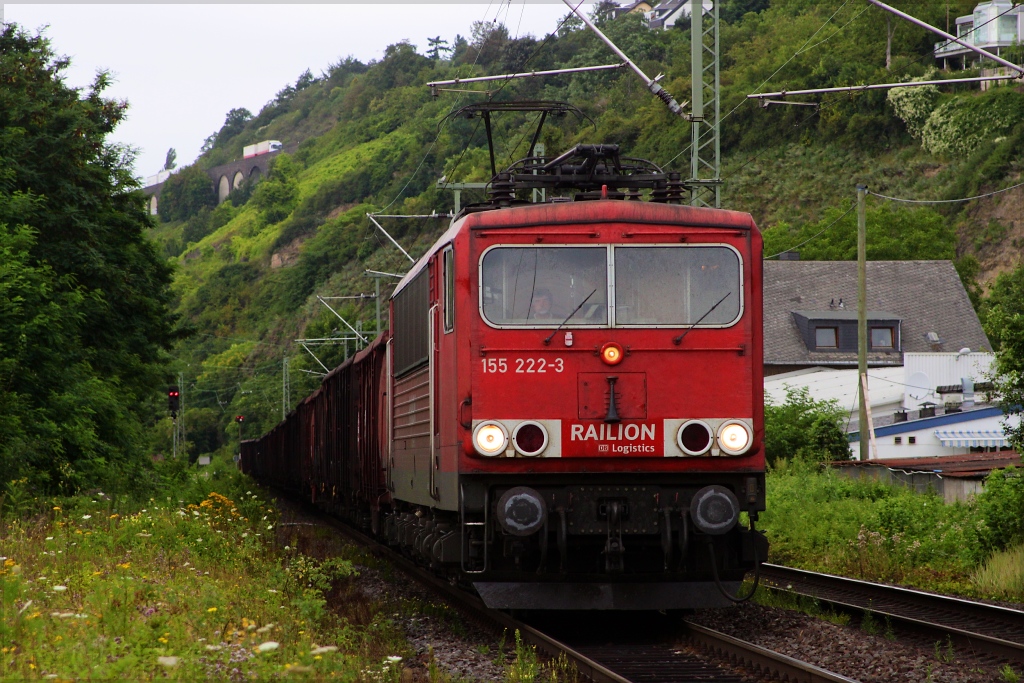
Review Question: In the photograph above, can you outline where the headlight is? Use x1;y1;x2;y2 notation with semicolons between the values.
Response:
677;420;713;456
717;421;752;456
512;421;548;456
473;422;508;456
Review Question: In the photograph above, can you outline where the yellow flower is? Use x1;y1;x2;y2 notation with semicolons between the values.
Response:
158;637;168;644
109;514;119;519
117;562;131;570
3;559;14;567
52;507;61;511
207;607;218;613
92;571;102;576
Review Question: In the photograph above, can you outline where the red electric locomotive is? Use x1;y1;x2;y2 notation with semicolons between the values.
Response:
242;142;767;610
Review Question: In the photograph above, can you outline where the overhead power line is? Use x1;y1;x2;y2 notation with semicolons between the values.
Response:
869;180;1024;204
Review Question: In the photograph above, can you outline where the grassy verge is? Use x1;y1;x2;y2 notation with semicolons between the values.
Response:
760;459;1024;602
0;457;410;681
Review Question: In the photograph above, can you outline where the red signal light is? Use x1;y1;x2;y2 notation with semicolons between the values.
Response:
600;342;624;366
235;415;245;423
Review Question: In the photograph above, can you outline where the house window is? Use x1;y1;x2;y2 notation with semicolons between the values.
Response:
871;327;894;349
894;436;902;445
815;327;838;349
908;436;916;445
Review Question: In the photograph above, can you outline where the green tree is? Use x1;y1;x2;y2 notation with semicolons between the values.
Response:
0;24;178;492
164;147;177;171
764;386;850;465
158;164;216;222
981;263;1024;452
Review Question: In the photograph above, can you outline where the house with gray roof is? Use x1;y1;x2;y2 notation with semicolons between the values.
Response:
763;260;991;376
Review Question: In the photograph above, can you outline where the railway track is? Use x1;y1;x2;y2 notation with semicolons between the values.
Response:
760;563;1024;665
290;499;858;683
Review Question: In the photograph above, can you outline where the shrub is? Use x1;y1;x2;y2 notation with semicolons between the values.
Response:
976;466;1024;552
764;386;849;465
920;89;1024;158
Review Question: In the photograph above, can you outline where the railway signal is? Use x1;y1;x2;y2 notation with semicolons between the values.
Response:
168;386;180;416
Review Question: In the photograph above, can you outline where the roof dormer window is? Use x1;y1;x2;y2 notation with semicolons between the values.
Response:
815;327;838;349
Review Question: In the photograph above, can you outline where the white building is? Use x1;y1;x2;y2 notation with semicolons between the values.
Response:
934;1;1024;67
765;351;1018;461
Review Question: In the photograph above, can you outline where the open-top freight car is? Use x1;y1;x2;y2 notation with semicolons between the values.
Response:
242;143;767;610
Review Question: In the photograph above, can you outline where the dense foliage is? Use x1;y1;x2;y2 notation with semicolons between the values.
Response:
0;26;177;493
762;460;1024;599
763;386;849;465
980;262;1024;452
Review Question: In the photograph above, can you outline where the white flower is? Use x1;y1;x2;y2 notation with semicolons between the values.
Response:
157;656;179;667
45;537;53;541
385;656;402;663
82;515;92;520
257;641;279;652
241;533;248;538
267;525;273;530
311;645;339;655
52;585;67;592
267;589;278;594
205;644;223;651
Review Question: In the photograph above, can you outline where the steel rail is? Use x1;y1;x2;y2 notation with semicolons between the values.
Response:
682;621;862;683
760;564;1024;663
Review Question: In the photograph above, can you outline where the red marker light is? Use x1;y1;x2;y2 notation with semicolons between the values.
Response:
600;342;624;366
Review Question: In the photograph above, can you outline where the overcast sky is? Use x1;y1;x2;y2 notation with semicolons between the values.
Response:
5;3;583;179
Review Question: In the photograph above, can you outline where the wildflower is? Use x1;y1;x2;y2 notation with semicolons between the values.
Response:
52;585;67;592
267;525;273;530
109;514;118;519
311;646;338;655
256;623;274;633
82;514;92;520
257;641;279;652
267;589;278;594
205;644;222;651
385;656;402;664
157;656;180;667
92;571;102;576
207;607;218;613
52;507;61;511
118;563;131;570
158;637;169;644
45;536;53;541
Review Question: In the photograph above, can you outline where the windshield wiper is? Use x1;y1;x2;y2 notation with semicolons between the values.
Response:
543;288;598;346
672;292;731;346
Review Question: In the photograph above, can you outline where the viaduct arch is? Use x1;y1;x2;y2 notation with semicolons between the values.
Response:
141;143;293;216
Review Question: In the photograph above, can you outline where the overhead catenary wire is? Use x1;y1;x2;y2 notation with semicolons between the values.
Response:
868;179;1024;204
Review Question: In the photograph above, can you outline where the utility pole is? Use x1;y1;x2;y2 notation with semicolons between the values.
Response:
178;371;185;459
857;185;869;461
282;356;290;420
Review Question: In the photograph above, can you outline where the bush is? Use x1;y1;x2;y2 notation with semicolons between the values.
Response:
976;466;1024;552
764;386;849;465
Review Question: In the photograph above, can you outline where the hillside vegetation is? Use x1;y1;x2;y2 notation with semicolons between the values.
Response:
144;0;1024;456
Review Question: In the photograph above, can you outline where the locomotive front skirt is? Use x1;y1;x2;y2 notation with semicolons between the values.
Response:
243;197;768;610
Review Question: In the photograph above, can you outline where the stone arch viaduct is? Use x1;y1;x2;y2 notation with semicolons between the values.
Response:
142;143;296;216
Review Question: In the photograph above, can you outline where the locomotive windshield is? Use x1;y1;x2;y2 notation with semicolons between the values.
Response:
479;245;742;328
481;247;608;326
615;246;741;326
